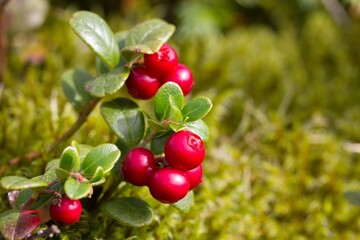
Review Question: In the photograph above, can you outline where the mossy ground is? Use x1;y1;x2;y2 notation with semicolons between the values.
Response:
2;1;360;239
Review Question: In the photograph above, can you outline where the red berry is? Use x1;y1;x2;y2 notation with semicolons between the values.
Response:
50;196;82;225
185;164;203;190
148;168;189;203
122;148;156;186
164;130;205;171
160;64;194;96
125;65;160;99
144;43;178;75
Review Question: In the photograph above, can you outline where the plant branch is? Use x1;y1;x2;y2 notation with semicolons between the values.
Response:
1;98;100;175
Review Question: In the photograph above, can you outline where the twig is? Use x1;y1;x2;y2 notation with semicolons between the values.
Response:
1;98;100;175
320;0;350;26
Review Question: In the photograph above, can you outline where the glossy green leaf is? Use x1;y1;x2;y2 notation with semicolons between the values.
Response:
173;191;194;212
100;197;153;227
64;178;93;200
182;97;213;122
81;143;120;178
0;209;39;240
85;67;130;97
59;146;80;172
15;189;33;209
344;191;360;206
154;82;184;122
101;98;145;147
150;131;173;155
69;11;120;68
184;119;210;141
72;141;94;162
122;19;175;54
61;69;93;111
0;176;48;190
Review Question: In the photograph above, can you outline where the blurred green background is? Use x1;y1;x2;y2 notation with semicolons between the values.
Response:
2;0;360;239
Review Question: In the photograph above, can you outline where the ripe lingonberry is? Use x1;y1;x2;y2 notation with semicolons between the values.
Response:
148;168;189;203
122;148;156;186
185;164;203;190
50;196;82;225
164;130;205;171
144;43;178;75
160;64;194;96
125;65;160;99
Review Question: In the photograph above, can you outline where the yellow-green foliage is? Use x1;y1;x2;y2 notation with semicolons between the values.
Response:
2;2;360;239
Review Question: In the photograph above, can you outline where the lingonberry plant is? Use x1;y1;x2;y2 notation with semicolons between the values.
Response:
0;11;212;240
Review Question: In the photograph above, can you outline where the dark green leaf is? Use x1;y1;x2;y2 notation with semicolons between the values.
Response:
122;19;175;54
15;189;33;209
61;69;93;111
150;131;173;155
29;195;53;210
184;119;210;141
64;179;93;200
59;146;80;172
85;67;130;98
101;98;145;147
173;191;194;212
69;11;120;68
182;97;213;122
344;191;360;206
0;176;48;190
154;82;184;121
100;197;153;227
81;144;120;178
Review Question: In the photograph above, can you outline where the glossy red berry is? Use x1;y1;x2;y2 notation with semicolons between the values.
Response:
160;64;194;96
144;43;178;75
125;65;160;99
185;164;203;190
164;130;205;171
122;148;156;186
148;168;189;203
50;196;82;225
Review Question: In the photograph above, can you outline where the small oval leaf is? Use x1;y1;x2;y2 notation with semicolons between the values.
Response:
59;146;80;172
154;82;184;122
64;179;93;200
101;98;145;147
71;141;94;163
85;67;130;97
0;176;48;190
122;19;175;54
184;120;210;141
81;144;120;178
100;197;153;227
182;97;213;122
173;191;194;212
89;166;105;183
70;11;120;68
61;69;94;111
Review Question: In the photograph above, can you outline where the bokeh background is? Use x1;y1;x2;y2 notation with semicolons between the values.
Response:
2;0;360;239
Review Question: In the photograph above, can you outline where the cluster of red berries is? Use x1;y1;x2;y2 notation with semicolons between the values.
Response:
121;130;205;203
125;43;194;99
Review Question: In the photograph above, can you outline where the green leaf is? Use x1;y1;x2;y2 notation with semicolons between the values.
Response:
45;159;60;171
122;19;175;54
154;82;184;122
59;146;81;172
182;97;213;122
42;159;60;183
173;191;194;212
15;189;33;209
0;209;40;240
64;179;93;200
101;98;145;147
344;191;360;206
184;119;210;141
69;11;120;68
85;67;130;98
89;166;105;184
100;197;153;227
0;176;48;190
150;131;174;155
61;69;94;111
55;168;70;180
72;141;94;162
81;143;120;178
